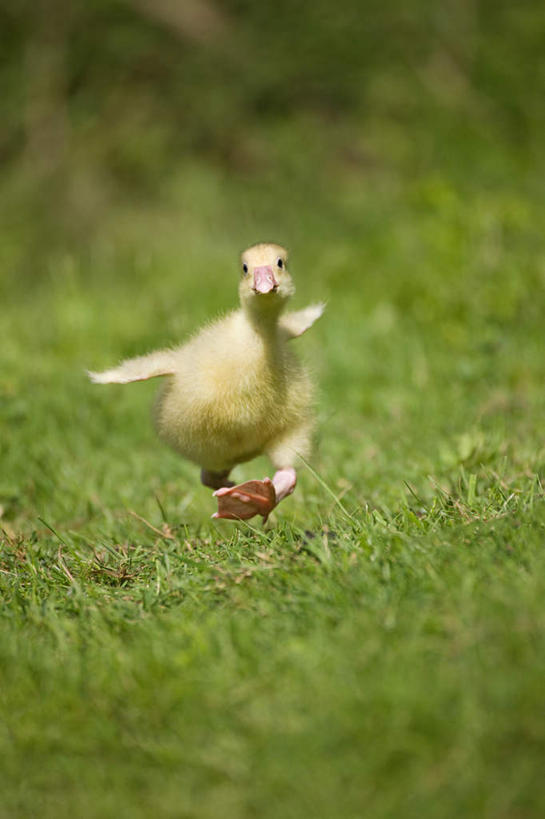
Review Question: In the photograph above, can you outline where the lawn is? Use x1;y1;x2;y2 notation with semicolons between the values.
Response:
2;154;545;817
2;3;545;816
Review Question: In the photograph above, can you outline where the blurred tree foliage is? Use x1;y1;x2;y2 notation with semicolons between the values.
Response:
0;0;544;260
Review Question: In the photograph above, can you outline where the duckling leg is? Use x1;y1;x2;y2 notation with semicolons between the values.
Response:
201;469;234;490
212;424;310;522
271;468;297;501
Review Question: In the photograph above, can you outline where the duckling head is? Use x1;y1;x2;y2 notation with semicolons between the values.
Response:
239;242;295;319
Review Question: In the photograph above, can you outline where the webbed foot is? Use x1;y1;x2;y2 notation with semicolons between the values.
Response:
212;478;276;522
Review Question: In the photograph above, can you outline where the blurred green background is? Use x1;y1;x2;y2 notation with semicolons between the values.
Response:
2;0;544;274
2;2;545;817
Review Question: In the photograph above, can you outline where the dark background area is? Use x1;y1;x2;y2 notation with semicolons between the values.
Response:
1;0;544;275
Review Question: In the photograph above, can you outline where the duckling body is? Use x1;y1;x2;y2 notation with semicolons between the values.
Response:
155;310;312;472
89;243;324;520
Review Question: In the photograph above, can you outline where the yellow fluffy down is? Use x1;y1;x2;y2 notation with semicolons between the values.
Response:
154;310;314;472
88;242;325;478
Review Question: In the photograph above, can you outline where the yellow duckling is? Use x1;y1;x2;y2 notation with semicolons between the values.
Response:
88;242;324;521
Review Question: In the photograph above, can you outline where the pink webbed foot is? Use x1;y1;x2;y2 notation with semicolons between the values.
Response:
213;478;276;522
212;469;297;523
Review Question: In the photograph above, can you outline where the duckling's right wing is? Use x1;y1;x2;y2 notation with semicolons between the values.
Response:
87;349;177;384
280;303;325;340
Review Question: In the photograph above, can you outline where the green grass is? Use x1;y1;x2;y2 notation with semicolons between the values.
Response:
2;132;545;817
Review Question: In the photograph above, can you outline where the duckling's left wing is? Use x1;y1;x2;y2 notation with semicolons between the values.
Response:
87;349;177;384
280;302;325;340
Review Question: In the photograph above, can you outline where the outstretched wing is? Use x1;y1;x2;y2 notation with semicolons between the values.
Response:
87;348;177;384
280;302;325;340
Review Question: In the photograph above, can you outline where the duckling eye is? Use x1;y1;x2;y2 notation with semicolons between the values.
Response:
277;258;283;269
242;263;248;275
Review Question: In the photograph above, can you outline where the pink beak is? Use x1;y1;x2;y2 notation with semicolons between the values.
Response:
253;265;278;294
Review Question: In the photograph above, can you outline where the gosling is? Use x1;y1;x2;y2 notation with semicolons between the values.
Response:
88;243;324;521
